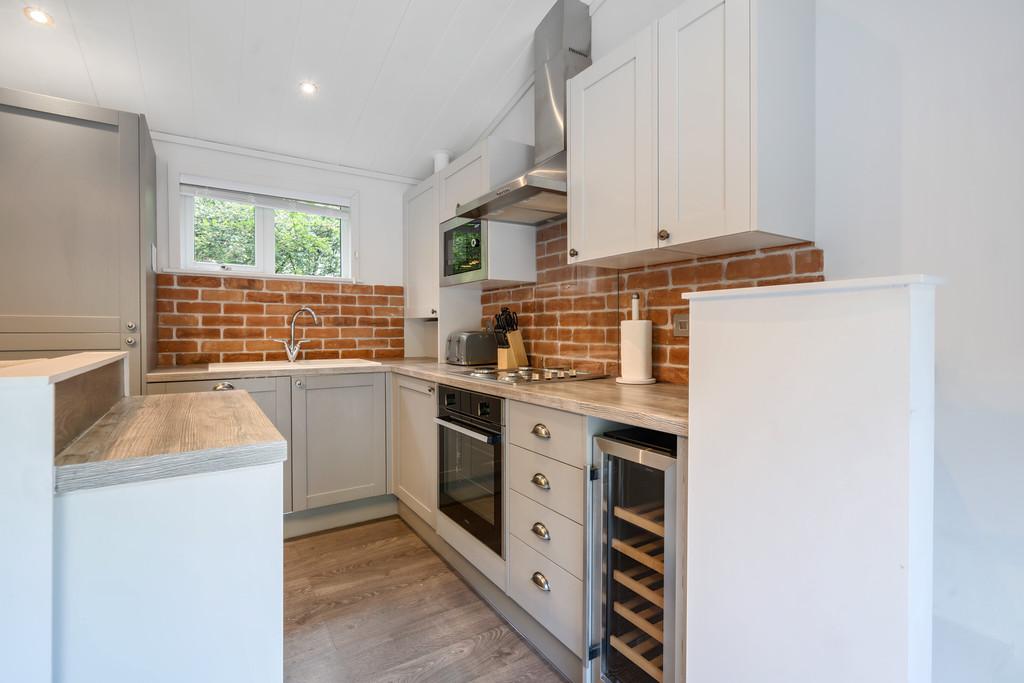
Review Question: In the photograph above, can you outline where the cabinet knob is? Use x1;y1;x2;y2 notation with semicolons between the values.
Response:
212;382;235;391
658;228;671;241
531;423;551;439
531;571;551;592
124;337;136;346
530;522;551;541
531;472;551;490
294;379;304;388
126;321;137;331
430;308;437;316
568;248;579;257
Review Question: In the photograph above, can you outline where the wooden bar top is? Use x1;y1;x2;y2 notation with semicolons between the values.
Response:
55;391;287;493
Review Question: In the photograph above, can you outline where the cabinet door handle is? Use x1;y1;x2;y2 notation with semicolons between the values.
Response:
568;248;578;257
531;522;551;541
124;337;136;346
294;379;304;388
531;423;551;439
531;473;551;490
658;228;671;241
531;571;551;592
212;382;235;391
430;308;437;316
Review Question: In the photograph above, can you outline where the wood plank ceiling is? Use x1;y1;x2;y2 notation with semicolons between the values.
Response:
0;0;563;179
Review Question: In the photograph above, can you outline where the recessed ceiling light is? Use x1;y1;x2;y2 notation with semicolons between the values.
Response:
298;80;319;96
23;6;54;26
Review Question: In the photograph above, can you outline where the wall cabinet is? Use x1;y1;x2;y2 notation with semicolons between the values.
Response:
567;0;814;267
147;377;293;511
567;26;657;267
291;373;387;511
438;137;533;222
392;376;437;526
403;177;440;319
0;88;157;394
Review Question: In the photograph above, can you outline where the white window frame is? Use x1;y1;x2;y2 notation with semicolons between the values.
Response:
176;175;359;282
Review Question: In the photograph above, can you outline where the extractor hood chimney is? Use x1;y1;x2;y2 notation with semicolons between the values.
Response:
456;0;591;226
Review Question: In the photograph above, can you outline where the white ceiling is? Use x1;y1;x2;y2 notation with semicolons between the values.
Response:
0;0;565;180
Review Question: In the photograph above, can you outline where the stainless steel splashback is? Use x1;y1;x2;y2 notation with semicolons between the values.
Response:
533;0;592;165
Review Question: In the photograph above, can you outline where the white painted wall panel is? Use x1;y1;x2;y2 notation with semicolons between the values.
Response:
154;138;411;285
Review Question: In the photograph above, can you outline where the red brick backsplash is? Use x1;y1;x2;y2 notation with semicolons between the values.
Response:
482;223;824;384
156;274;404;366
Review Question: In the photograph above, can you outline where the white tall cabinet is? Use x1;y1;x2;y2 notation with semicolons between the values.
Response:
567;0;815;266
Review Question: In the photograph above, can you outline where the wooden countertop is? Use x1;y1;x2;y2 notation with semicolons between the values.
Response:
148;359;689;436
55;391;287;493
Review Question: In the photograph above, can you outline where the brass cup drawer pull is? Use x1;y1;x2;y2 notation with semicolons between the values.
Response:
531;473;551;490
531;571;551;592
212;382;235;391
531;522;551;541
531;423;551;439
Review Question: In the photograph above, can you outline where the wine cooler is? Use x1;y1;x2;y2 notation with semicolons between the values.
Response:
588;428;684;683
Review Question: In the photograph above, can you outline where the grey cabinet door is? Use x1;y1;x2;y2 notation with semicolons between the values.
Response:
0;89;151;393
393;376;437;526
149;377;293;512
292;373;387;511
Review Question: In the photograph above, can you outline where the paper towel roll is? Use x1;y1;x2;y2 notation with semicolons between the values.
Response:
618;319;655;384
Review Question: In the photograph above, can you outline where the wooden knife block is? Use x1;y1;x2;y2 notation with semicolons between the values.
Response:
497;330;529;370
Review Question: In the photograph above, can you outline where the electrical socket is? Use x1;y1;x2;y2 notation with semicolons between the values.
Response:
672;313;689;337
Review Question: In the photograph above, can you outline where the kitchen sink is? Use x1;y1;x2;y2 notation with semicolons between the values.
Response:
208;359;382;372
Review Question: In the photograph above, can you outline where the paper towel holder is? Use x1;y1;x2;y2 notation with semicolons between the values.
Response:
616;294;657;385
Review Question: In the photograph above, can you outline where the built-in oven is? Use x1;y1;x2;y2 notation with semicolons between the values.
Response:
440;216;488;286
436;385;503;556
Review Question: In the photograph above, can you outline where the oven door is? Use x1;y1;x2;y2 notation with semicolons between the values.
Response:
436;415;503;556
440;216;488;286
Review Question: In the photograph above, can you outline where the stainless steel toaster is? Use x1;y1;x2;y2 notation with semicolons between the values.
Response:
445;330;498;366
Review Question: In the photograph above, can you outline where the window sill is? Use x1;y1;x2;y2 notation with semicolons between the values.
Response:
162;268;355;285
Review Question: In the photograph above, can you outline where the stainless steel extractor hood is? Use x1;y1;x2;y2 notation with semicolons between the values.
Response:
456;0;591;226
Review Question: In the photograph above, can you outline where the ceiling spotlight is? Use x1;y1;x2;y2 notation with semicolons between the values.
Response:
24;6;54;26
298;81;319;96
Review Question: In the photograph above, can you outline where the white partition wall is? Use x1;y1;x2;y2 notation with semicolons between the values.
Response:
684;276;937;683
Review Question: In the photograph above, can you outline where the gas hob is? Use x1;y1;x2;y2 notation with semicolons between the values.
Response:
447;366;606;385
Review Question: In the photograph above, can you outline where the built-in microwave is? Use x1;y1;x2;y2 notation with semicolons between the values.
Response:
440;216;489;286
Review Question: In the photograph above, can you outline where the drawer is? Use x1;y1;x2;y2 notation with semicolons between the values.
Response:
509;401;586;468
509;445;584;524
509;490;584;579
508;535;584;657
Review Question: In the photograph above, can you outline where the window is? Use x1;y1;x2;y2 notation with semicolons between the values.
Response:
180;183;353;279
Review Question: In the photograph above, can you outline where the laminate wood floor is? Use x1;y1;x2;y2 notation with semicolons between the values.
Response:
284;517;566;683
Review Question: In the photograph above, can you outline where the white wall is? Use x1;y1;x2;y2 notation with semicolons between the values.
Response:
154;136;414;285
815;2;1024;680
584;0;1024;680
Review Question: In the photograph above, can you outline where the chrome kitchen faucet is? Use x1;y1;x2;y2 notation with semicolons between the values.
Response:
276;306;321;362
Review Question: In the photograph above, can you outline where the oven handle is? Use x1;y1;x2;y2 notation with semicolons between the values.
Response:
435;417;501;445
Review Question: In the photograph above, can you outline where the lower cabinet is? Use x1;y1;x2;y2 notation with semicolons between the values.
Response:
291;373;387;512
392;375;438;527
148;376;293;512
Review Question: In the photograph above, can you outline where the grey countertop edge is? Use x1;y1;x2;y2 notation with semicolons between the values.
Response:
55;440;287;494
147;360;688;437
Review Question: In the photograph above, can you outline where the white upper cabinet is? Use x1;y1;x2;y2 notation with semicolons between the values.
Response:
404;176;439;319
567;26;657;267
438;137;533;222
568;0;815;266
